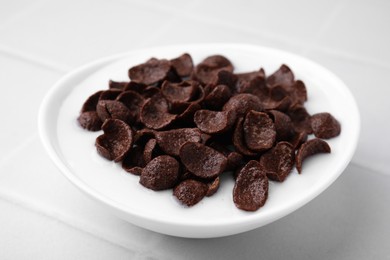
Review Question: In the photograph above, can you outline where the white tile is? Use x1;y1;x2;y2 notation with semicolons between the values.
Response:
140;14;306;55
0;0;40;26
0;0;178;68
0;137;168;259
0;54;61;159
305;50;390;175
0;199;136;260
181;0;341;45
315;0;390;66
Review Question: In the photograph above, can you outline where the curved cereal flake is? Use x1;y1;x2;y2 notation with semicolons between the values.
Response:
175;102;201;123
203;84;232;110
155;128;202;156
236;68;265;83
310;112;341;139
287;104;313;134
243;111;276;152
193;55;234;85
173;179;208;207
223;93;263;117
96;100;131;123
266;64;295;88
161;80;197;103
95;119;133;162
99;89;123;101
129;58;173;85
290;80;307;105
81;90;103;113
206;177;220;197
133;128;155;145
170;53;193;77
268;110;294;141
296;138;331;173
269;85;289;101
233;160;268;211
124;81;148;93
140;95;177;130
179;142;227;179
116;90;145;124
289;130;308;150
109;80;128;90
213;70;238;92
122;145;145;171
140;155;180;190
194;110;236;134
226;152;245;172
264;96;292;112
260;141;294;182
233;117;257;157
143;138;157;165
168;82;205;114
77;111;102;131
125;166;143;176
241;76;268;101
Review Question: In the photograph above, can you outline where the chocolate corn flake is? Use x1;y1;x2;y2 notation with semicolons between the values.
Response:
129;58;178;86
194;109;236;134
310;112;341;139
260;141;294;182
81;90;103;113
206;177;220;197
140;155;180;190
99;89;122;101
233;160;268;211
233;117;257;157
116;90;145;124
243;110;276;152
173;179;208;207
193;55;234;85
268;110;295;141
96;100;131;123
140;94;177;130
213;70;238;92
202;84;232;110
223;93;263;117
287;104;313;134
77;111;102;131
161;80;197;103
95;119;133;162
155;128;202;156
180;142;227;179
109;80;128;90
296;138;331;173
170;53;193;78
266;64;295;88
78;52;342;212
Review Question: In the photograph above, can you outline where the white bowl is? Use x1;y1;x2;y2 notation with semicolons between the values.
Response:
38;43;360;238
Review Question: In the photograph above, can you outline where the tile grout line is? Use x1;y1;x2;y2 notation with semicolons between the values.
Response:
0;0;50;31
0;188;168;259
0;133;39;169
0;189;137;256
0;44;71;73
301;0;350;56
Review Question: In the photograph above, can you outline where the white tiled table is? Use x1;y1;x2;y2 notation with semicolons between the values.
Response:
1;0;389;259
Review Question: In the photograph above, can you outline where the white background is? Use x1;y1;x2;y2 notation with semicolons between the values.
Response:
0;0;389;259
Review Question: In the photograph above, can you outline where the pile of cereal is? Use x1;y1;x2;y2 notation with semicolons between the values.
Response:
77;53;341;211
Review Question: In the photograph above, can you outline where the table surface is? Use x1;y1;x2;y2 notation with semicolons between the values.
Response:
1;0;389;259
